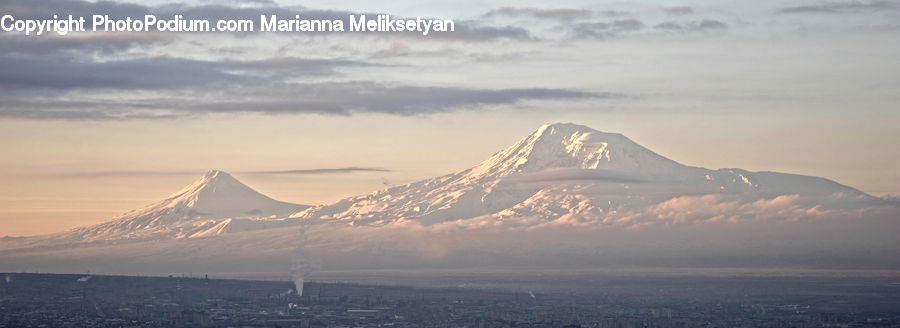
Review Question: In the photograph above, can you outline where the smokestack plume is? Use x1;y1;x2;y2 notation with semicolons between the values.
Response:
292;256;318;296
291;226;320;297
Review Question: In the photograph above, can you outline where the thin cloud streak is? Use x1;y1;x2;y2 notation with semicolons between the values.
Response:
45;171;201;178
251;167;392;174
778;1;899;14
0;82;606;120
41;167;393;178
482;7;593;20
663;6;693;15
0;55;371;90
654;19;728;32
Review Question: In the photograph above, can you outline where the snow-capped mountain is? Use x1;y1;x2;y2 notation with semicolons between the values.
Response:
65;170;309;242
2;123;897;275
291;123;875;226
22;123;878;245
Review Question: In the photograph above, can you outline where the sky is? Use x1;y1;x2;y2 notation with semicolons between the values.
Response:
0;0;898;236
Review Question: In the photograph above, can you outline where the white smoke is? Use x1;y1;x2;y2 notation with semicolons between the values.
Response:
291;225;320;297
292;255;319;296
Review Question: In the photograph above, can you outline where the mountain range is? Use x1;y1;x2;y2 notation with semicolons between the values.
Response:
1;123;896;274
289;123;875;227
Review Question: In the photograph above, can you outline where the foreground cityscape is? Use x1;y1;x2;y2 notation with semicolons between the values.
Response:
2;272;899;327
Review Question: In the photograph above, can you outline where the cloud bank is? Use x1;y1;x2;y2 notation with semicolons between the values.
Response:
0;0;566;120
2;197;897;274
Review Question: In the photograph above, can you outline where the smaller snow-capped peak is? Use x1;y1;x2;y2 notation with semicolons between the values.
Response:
144;169;303;218
163;170;255;210
468;123;688;180
65;170;309;243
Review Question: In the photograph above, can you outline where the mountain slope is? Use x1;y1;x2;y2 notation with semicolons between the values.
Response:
66;170;309;242
291;123;875;226
2;123;897;274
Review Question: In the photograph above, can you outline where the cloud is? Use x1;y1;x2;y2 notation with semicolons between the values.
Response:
1;0;151;20
663;6;694;15
597;10;631;18
1;49;406;87
654;19;728;32
252;167;391;174
654;22;683;31
46;170;201;178
0;47;599;120
0;0;597;121
0;55;246;90
2;0;531;42
570;22;611;39
217;0;279;6
0;80;605;120
643;194;822;225
482;7;593;20
44;167;393;178
613;19;645;31
277;195;900;269
778;1;899;14
487;192;870;232
696;19;729;30
436;22;532;42
570;19;645;39
170;82;603;116
0;33;173;56
0;0;552;122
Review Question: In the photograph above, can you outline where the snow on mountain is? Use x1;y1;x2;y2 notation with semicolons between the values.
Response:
291;123;875;227
65;170;309;242
2;123;879;249
2;123;897;274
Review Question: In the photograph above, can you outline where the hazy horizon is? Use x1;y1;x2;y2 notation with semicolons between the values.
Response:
1;0;899;236
2;121;897;236
4;3;900;328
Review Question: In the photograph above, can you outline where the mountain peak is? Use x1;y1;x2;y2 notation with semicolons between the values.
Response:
167;170;244;201
533;122;629;144
469;123;683;178
65;170;309;242
537;122;600;134
290;122;874;227
203;169;228;179
194;169;237;186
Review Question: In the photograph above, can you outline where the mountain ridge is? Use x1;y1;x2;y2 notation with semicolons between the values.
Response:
1;123;879;247
2;123;897;274
290;123;875;226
